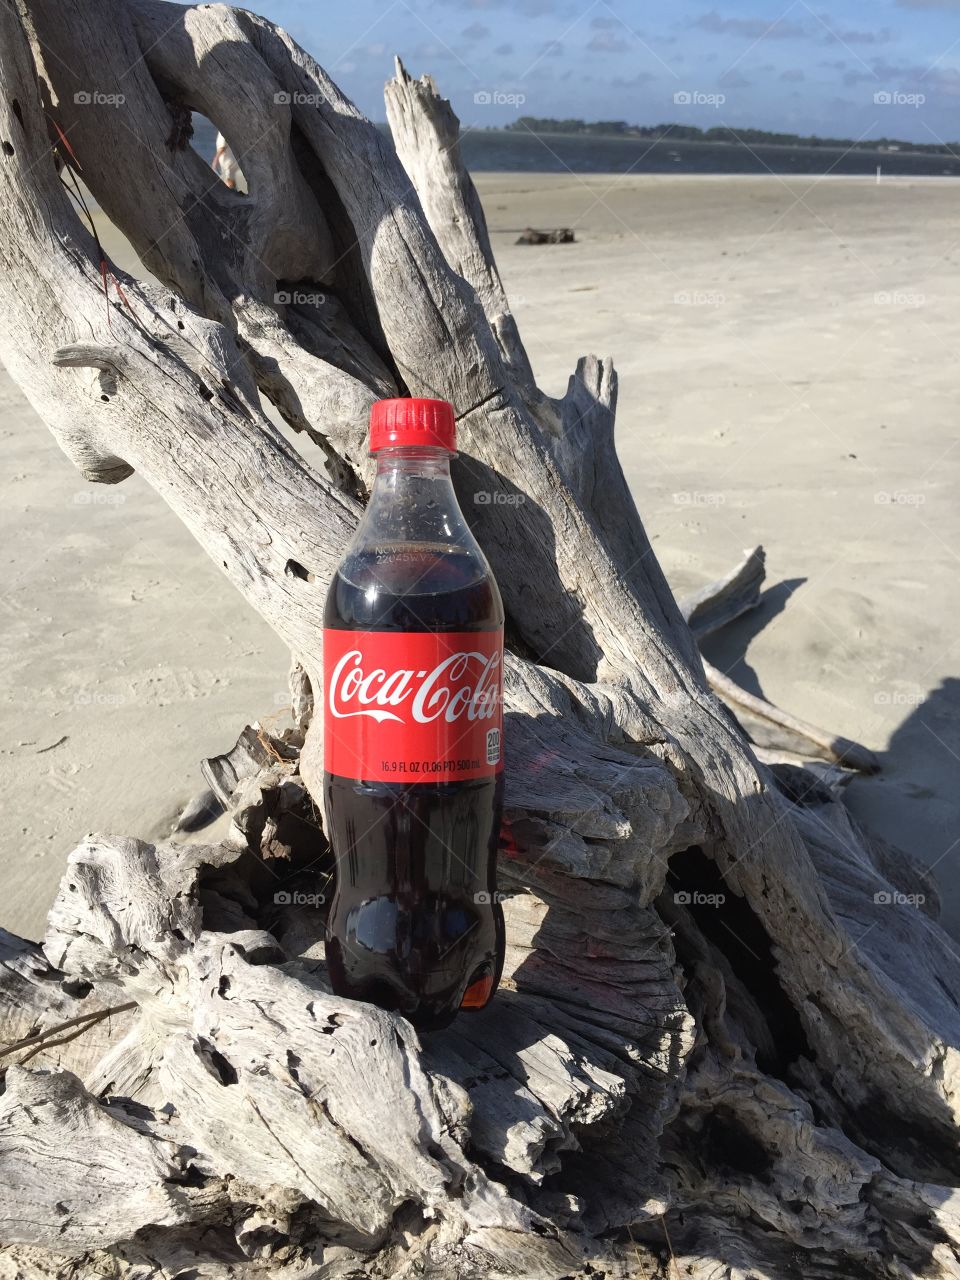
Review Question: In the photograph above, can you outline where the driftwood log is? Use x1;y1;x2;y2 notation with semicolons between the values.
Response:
0;3;958;1276
515;228;576;246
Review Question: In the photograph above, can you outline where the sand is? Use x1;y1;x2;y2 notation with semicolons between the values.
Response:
2;173;959;942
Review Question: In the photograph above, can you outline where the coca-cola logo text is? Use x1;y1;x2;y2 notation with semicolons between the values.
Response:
328;648;500;725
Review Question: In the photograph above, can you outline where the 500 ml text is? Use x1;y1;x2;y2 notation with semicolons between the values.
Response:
381;758;482;774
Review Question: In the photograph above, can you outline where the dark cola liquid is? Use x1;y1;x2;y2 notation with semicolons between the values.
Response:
323;544;505;1030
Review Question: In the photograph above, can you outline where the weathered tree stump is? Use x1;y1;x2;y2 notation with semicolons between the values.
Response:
0;3;958;1276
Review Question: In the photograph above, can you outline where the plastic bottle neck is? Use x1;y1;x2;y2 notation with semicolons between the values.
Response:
372;445;453;481
331;440;499;612
358;446;469;550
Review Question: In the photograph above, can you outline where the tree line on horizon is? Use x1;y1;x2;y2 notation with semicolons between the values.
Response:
503;117;959;153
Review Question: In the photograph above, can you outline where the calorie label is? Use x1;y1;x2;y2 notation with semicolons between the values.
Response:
323;628;504;783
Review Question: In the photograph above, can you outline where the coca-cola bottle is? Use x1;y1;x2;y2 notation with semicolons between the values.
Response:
322;397;505;1030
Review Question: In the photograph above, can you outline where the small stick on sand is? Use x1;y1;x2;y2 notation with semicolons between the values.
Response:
678;547;879;773
704;658;880;773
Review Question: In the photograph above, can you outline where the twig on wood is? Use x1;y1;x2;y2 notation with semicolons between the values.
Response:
660;1215;680;1280
0;1002;137;1064
625;1223;653;1278
256;726;289;764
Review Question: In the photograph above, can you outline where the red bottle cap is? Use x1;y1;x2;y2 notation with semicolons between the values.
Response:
369;398;456;453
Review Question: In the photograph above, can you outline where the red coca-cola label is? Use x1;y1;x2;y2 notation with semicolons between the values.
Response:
323;629;503;783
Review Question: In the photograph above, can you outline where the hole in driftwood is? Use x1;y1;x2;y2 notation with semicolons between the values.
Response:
285;558;315;583
164;1164;208;1190
1;141;13;157
191;112;248;194
666;845;811;1077
198;1039;238;1086
60;978;93;1000
11;99;24;131
700;1106;772;1179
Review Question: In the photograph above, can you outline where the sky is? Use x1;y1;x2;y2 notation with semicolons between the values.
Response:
256;0;960;143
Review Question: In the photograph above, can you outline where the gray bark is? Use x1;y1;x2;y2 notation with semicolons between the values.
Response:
0;3;958;1277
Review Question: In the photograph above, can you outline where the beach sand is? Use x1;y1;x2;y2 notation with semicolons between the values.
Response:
2;173;959;941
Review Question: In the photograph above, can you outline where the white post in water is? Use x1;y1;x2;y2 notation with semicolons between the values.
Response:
877;164;882;184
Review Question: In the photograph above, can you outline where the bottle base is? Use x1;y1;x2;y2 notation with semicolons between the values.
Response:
325;940;499;1031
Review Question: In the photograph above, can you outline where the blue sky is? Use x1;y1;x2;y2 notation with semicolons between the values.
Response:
260;0;960;143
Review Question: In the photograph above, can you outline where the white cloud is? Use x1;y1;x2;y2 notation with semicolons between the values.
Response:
587;30;630;53
694;9;808;39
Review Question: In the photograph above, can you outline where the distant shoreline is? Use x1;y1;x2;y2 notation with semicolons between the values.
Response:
193;117;960;178
478;130;952;158
455;130;960;177
469;171;960;182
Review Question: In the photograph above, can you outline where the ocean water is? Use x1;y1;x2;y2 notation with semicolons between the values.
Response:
193;116;960;179
460;131;960;177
